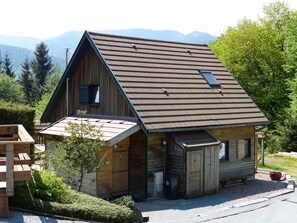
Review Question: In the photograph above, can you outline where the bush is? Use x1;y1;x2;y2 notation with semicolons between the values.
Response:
10;171;137;223
29;170;68;203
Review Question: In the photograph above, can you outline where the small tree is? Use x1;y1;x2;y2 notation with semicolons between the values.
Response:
50;110;105;191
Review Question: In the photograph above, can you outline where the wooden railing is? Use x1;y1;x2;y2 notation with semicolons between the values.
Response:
0;125;34;218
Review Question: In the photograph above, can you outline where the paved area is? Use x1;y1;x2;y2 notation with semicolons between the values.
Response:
137;170;292;223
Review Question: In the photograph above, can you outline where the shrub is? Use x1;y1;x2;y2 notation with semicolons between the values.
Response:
10;170;137;223
28;170;68;203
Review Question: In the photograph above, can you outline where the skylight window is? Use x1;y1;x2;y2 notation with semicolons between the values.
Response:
200;70;220;86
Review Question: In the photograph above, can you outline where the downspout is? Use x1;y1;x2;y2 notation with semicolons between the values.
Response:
66;78;69;116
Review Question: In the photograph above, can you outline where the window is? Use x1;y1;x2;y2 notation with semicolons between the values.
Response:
237;139;251;159
200;70;220;86
219;141;229;161
79;84;100;105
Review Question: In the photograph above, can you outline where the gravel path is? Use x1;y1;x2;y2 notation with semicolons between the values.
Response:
137;170;289;223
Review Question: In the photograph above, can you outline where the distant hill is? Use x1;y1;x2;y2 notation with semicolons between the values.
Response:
0;29;217;76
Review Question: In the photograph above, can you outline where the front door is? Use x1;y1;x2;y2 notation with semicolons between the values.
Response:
112;148;128;196
186;150;204;198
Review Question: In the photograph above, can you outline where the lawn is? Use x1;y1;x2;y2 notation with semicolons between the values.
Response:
258;153;297;179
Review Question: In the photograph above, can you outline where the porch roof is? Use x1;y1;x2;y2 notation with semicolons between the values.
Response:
39;116;140;147
174;131;220;149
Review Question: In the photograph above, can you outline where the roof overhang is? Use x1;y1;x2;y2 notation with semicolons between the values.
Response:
173;131;220;150
39;116;140;147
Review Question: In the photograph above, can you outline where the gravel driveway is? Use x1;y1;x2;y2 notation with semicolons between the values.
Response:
137;169;290;223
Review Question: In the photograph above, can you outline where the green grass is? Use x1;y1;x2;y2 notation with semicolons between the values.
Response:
258;154;297;179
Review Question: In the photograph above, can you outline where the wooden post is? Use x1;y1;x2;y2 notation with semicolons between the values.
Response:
6;144;14;196
0;190;9;218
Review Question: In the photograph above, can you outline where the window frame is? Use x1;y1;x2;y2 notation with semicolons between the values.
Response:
200;70;221;87
219;140;229;161
79;84;100;105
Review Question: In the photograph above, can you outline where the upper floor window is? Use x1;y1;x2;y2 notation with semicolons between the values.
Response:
200;70;220;87
79;84;100;105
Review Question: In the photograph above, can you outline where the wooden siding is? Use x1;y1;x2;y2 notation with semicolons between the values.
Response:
51;44;132;122
88;32;269;131
203;146;220;194
166;135;185;198
147;133;166;197
97;138;129;198
207;127;255;181
129;130;147;199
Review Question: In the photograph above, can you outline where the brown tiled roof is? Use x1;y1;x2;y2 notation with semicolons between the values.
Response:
89;32;269;132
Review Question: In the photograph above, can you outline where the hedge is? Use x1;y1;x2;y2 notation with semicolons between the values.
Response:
0;99;35;136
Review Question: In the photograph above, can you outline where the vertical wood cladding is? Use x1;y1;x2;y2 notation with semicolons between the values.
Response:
207;126;255;181
51;44;132;122
129;130;147;199
147;133;166;197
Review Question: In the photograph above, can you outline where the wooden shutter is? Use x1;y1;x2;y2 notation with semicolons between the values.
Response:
237;140;245;159
79;85;89;104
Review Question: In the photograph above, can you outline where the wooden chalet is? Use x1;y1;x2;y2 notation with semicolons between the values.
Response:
40;31;269;199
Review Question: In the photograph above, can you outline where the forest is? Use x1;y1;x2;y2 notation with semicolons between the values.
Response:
0;1;296;153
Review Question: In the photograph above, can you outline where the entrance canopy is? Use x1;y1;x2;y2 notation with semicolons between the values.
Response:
39;116;140;147
173;131;220;149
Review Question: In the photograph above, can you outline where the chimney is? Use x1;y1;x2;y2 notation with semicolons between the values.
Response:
65;48;70;65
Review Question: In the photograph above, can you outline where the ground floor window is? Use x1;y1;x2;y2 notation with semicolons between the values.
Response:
219;141;229;161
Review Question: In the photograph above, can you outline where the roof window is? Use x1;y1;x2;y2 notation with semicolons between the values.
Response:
200;70;220;87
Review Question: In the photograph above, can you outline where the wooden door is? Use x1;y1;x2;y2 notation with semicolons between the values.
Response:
186;150;204;198
112;149;128;196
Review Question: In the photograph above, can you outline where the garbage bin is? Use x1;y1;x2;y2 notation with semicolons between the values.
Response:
164;174;179;199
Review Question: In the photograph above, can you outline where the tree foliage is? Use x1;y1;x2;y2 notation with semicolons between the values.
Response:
49;110;105;192
210;1;293;127
0;74;24;103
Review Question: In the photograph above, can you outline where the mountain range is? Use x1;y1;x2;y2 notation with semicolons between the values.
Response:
0;29;217;76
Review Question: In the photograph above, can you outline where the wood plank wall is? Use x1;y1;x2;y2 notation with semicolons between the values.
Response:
147;133;166;197
166;135;185;198
207;126;255;181
51;44;132;122
129;130;147;199
203;146;219;194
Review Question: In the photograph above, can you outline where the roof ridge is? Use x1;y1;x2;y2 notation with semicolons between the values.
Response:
87;30;208;47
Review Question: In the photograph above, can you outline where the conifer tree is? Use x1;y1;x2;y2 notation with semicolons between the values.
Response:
19;57;36;105
31;42;53;88
3;53;15;78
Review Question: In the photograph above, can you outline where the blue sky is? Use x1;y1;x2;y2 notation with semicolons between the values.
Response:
2;0;297;39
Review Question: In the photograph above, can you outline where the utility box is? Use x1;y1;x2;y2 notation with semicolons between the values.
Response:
164;174;179;199
153;171;164;197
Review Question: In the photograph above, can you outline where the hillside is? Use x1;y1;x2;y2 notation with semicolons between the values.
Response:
0;29;217;75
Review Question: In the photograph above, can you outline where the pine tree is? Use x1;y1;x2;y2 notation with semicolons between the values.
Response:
31;42;53;88
19;57;37;105
3;53;15;78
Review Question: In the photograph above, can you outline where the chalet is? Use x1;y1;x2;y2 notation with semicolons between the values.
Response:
40;31;269;199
